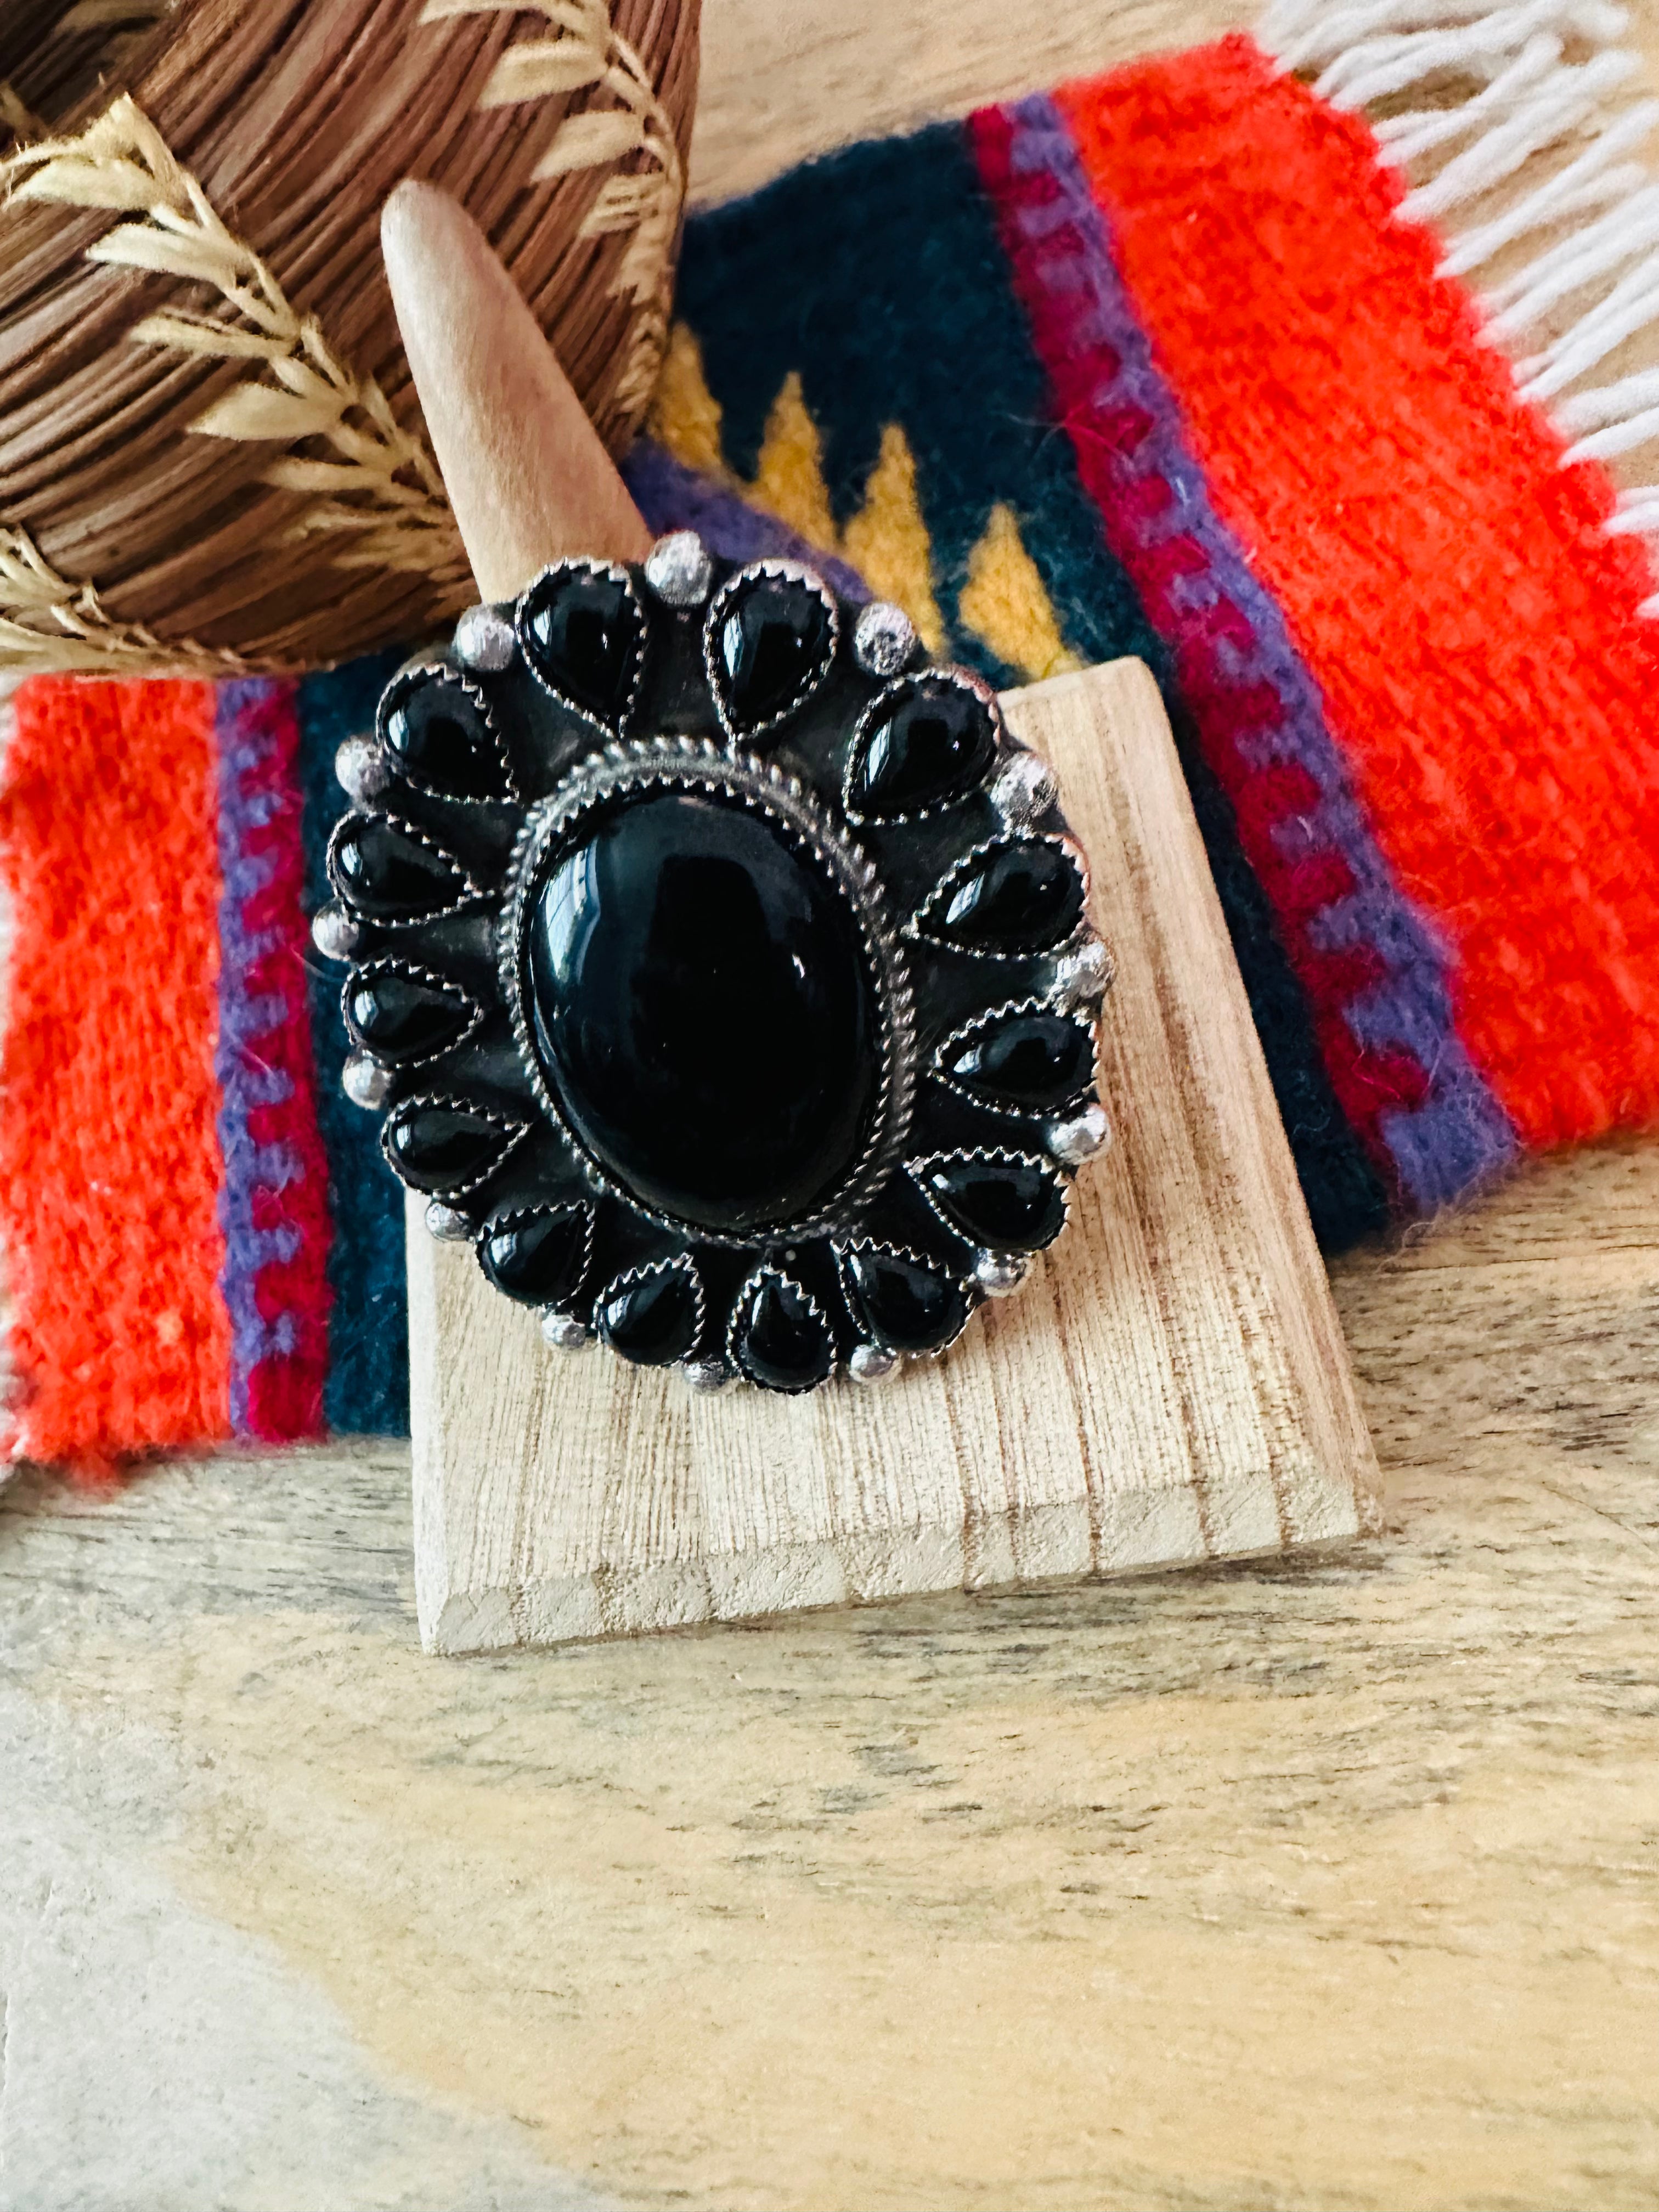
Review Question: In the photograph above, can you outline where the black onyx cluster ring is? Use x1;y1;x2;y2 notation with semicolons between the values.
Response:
311;535;1113;1396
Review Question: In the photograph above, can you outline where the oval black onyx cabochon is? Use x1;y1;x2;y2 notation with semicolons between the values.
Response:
918;1153;1068;1251
383;1098;522;1194
526;787;882;1237
840;1245;969;1353
329;815;472;924
919;838;1085;956
381;673;508;801
940;1006;1095;1112
478;1204;593;1307
848;676;997;819
731;1274;834;1392
520;564;644;724
343;966;478;1064
712;571;835;734
595;1262;702;1365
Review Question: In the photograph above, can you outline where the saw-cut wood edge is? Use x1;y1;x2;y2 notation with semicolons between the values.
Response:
409;654;1380;1652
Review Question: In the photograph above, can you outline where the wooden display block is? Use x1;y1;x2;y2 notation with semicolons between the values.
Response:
409;654;1380;1652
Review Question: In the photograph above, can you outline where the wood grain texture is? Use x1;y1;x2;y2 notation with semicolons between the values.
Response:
382;182;653;600
4;1170;1658;2211
689;0;1247;202
411;657;1377;1651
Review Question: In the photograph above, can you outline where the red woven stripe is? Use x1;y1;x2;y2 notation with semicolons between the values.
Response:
1058;36;1659;1151
0;676;230;1467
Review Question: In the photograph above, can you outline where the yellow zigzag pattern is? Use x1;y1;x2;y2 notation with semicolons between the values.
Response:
649;324;1082;683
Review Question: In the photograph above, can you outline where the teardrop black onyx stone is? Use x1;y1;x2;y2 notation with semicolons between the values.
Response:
595;1262;702;1365
382;1098;521;1193
731;1273;834;1392
941;1008;1094;1112
380;674;508;802
918;839;1085;956
343;966;478;1064
329;815;472;924
478;1204;593;1307
848;677;997;819
840;1246;969;1354
520;565;643;725
918;1153;1068;1251
712;571;834;735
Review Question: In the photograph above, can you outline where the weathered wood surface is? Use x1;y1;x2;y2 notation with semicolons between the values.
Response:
6;0;1659;2203
690;0;1232;201
5;1138;1659;2208
413;657;1376;1652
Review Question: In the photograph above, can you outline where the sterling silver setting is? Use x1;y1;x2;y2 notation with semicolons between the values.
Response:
852;599;918;679
318;534;1113;1396
973;1251;1029;1298
454;602;517;672
1052;935;1114;1011
990;749;1059;829
644;529;714;607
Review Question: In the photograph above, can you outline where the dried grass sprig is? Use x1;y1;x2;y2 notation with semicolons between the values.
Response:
4;95;466;586
0;520;246;676
0;0;697;672
425;0;685;416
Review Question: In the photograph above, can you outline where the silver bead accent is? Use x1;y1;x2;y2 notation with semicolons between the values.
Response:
849;1344;900;1384
973;1251;1028;1299
644;530;713;607
335;733;388;804
853;600;917;678
990;749;1058;828
681;1355;733;1393
1047;1102;1112;1168
454;602;516;672
541;1312;592;1352
310;901;359;961
424;1200;473;1242
342;1052;393;1110
1052;935;1114;1011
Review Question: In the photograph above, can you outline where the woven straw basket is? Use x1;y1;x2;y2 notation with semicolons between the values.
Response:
0;0;698;675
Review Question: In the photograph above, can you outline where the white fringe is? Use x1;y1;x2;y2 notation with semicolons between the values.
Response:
1261;0;1659;597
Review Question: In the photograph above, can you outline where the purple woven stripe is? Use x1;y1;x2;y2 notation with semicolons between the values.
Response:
213;679;308;1427
622;439;872;602
216;678;292;1423
1003;93;1516;1214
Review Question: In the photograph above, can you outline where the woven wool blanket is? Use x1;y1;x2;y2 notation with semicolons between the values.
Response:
4;25;1657;1466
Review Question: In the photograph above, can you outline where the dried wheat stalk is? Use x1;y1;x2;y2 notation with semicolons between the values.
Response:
425;0;684;415
0;0;696;671
5;95;466;587
0;521;245;676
